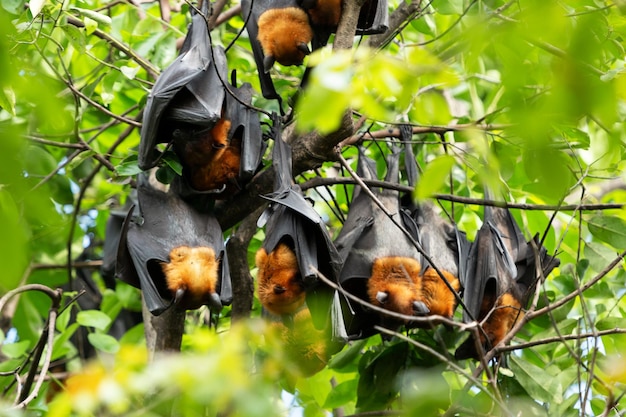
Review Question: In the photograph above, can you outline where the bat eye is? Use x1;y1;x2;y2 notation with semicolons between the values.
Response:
376;291;388;304
274;285;286;295
212;142;226;149
412;301;429;315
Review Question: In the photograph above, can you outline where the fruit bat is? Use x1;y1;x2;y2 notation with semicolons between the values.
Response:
116;173;232;316
139;1;226;170
241;0;312;102
255;114;345;338
335;142;469;338
334;145;426;337
241;0;388;102
401;138;471;322
454;198;560;360
169;77;265;200
139;3;263;198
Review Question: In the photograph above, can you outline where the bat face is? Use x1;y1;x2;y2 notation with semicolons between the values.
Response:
367;257;427;319
161;245;221;311
257;7;313;68
256;243;306;315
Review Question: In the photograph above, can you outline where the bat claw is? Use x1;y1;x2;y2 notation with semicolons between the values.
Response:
375;291;388;304
263;55;275;73
412;301;429;315
174;288;186;305
297;42;311;55
208;292;222;311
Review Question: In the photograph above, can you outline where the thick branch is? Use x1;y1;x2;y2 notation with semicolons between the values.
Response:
367;0;423;49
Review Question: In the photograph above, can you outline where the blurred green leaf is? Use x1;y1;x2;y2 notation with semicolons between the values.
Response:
588;215;626;249
1;340;31;359
87;333;120;353
414;155;455;200
77;310;112;331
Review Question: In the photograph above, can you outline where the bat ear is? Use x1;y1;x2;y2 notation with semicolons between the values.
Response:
297;42;311;55
263;55;275;73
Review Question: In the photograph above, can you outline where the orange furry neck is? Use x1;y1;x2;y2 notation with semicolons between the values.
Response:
420;267;461;318
256;243;305;315
257;7;313;66
161;245;218;310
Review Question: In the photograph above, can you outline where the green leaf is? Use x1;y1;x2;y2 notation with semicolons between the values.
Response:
88;333;120;353
587;215;626;250
77;310;112;331
328;339;368;370
414;155;455;200
323;378;357;409
0;86;15;115
1;340;31;359
508;355;561;404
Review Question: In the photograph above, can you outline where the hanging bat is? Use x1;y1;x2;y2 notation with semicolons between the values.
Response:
334;145;427;337
255;114;345;338
414;201;470;319
139;2;263;198
241;0;388;103
169;76;265;200
116;173;232;315
241;0;312;103
139;1;227;170
454;199;560;360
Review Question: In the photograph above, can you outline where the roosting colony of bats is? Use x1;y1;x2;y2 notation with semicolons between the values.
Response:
108;0;560;374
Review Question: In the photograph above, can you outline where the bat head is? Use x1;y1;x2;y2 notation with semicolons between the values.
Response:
161;245;221;311
257;7;313;68
256;243;306;315
367;257;429;320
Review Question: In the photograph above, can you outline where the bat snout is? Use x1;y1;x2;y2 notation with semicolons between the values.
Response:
412;300;429;315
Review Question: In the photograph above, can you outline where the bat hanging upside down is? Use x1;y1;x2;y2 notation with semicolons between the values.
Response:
256;242;306;316
257;7;313;70
173;117;242;193
161;245;222;311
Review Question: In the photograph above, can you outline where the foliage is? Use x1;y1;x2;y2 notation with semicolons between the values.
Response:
1;0;626;416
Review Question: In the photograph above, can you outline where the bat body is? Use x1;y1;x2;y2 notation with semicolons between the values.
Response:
257;7;313;69
242;0;388;102
455;203;559;360
139;3;263;198
116;173;232;315
256;115;345;338
256;242;305;315
414;201;469;319
335;146;426;336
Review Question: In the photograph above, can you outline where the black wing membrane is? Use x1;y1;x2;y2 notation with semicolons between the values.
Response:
116;173;232;316
139;3;227;170
455;197;559;360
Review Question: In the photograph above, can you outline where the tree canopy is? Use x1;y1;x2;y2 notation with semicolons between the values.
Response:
1;0;626;416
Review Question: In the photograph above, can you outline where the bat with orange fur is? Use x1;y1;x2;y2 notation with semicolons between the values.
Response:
454;196;559;360
335;145;429;336
256;115;345;339
116;173;232;315
138;2;263;199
